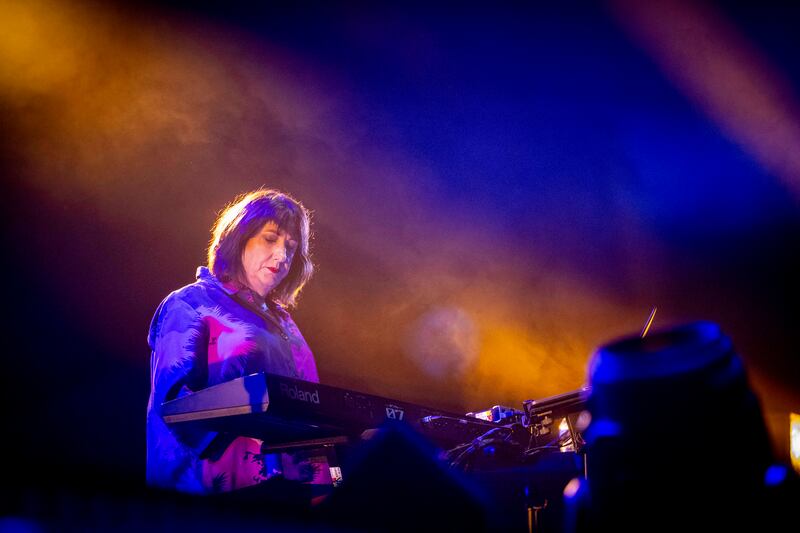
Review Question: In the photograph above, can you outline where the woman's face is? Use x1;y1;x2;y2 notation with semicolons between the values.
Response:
241;220;297;297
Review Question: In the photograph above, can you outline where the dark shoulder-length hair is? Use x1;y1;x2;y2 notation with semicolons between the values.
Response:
207;188;313;308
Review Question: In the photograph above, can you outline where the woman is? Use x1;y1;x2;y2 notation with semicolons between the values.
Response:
146;189;320;493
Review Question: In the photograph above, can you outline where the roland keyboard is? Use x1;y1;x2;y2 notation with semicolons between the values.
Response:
160;372;496;448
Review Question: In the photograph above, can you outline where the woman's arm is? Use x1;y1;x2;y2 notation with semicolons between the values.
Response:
148;294;214;454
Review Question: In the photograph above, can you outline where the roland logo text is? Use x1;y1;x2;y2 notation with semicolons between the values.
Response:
279;382;320;404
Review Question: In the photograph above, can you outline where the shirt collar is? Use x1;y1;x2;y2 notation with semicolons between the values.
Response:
196;266;238;295
196;266;272;311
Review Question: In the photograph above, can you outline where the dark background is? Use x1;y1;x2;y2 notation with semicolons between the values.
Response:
1;0;798;491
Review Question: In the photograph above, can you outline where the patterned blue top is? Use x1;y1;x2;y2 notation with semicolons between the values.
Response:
146;266;318;493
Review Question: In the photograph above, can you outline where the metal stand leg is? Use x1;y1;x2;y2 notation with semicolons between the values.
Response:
528;500;548;533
